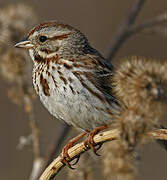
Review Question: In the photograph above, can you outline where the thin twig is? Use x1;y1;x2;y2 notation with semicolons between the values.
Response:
108;0;146;61
128;14;167;35
24;95;40;159
23;93;43;180
25;96;44;180
39;128;167;180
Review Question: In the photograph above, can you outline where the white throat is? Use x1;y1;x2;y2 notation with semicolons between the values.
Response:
38;50;58;59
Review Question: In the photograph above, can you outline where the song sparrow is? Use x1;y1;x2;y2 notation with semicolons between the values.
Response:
15;21;121;163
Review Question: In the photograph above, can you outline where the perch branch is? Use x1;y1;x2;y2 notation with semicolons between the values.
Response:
39;128;167;180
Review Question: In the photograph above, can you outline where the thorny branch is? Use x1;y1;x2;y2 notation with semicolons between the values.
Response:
39;128;167;180
108;0;146;61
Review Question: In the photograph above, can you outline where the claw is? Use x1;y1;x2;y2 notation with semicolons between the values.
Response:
61;157;75;169
71;155;80;165
94;143;103;156
95;143;103;151
60;132;87;168
84;125;108;156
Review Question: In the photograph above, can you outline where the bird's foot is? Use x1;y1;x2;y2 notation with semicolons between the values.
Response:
84;125;108;156
61;132;87;169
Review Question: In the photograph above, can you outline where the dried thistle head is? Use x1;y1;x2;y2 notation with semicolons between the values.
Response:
102;57;167;180
0;49;30;83
0;3;37;49
112;56;167;148
0;3;38;82
113;56;167;115
0;3;38;105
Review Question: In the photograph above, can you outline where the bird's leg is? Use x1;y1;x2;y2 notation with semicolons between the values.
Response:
84;125;108;156
61;132;87;168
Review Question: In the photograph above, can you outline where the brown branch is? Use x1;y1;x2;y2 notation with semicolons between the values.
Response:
39;128;167;180
108;0;146;61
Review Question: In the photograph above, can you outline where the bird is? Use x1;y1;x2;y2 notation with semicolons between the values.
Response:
15;21;167;170
15;21;122;166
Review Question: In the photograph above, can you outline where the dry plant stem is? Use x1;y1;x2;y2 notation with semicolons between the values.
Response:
24;95;40;159
108;0;146;60
128;15;167;35
39;128;167;180
24;95;43;180
147;129;167;140
40;129;119;180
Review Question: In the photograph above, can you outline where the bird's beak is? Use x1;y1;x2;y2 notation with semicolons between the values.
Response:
15;39;34;49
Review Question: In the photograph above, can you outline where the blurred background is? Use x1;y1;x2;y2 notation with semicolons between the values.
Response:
0;0;167;180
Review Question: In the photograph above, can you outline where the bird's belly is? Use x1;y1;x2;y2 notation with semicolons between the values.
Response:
32;64;115;131
35;82;112;131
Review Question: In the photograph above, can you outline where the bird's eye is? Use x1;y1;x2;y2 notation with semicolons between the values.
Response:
39;35;47;43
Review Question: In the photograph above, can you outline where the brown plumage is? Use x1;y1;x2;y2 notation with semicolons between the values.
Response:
15;21;123;166
15;21;167;175
15;21;122;131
